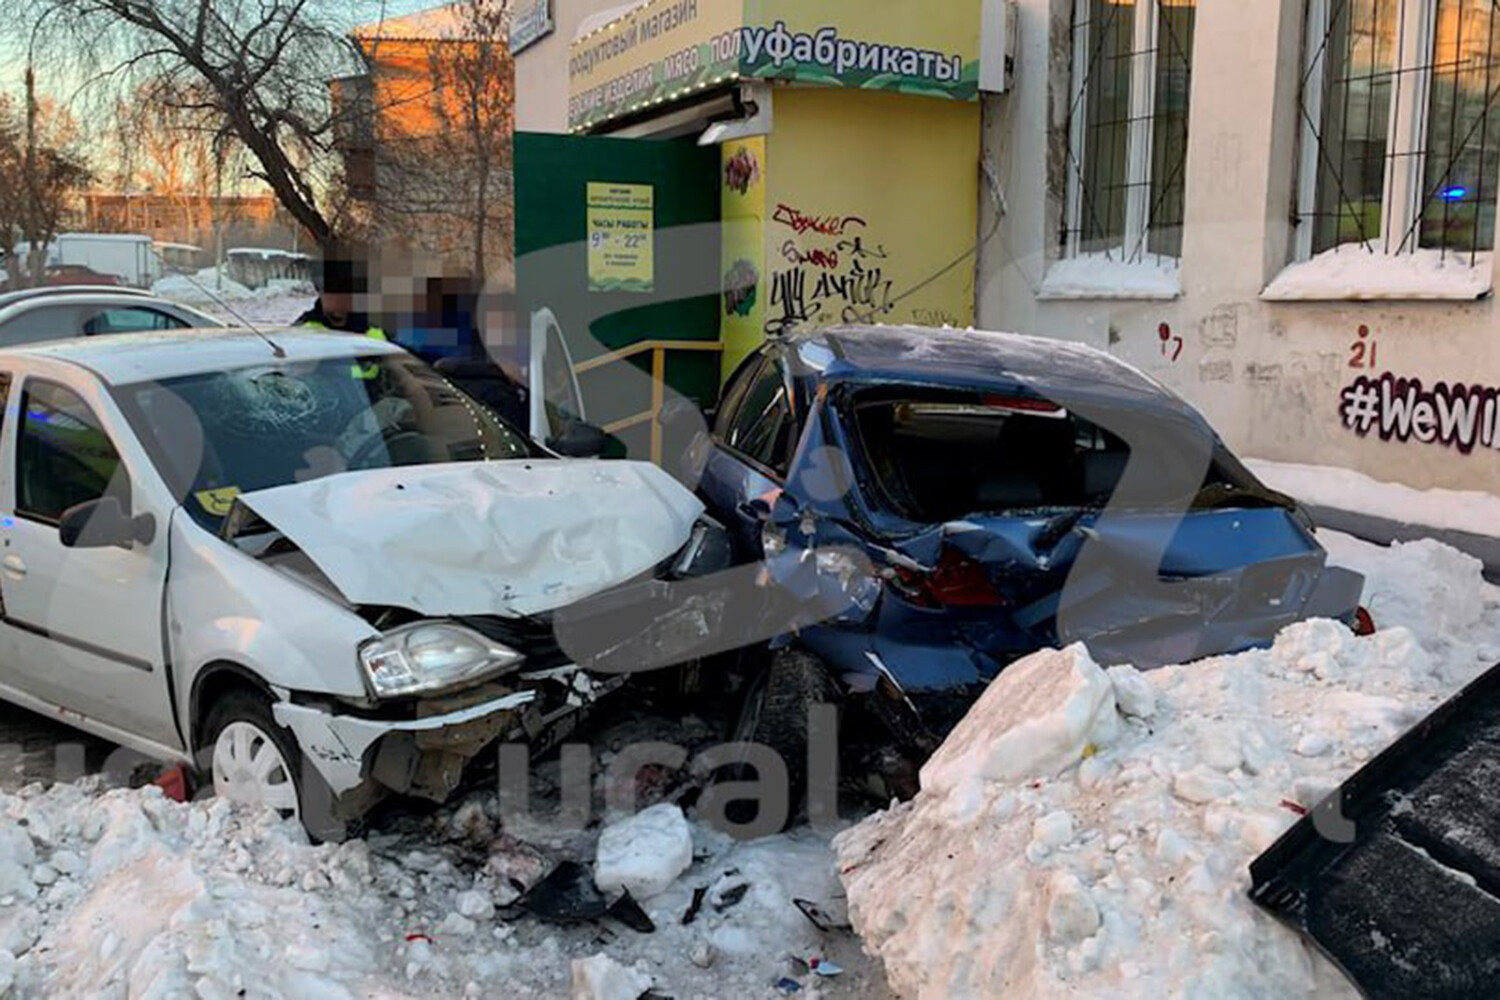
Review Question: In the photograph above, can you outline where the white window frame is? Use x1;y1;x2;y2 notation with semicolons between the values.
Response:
1295;0;1453;260
1064;0;1179;265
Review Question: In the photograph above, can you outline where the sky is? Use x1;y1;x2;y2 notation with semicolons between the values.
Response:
0;0;446;99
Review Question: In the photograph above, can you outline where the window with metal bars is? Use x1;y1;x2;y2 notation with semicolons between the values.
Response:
1065;0;1198;265
1297;0;1500;261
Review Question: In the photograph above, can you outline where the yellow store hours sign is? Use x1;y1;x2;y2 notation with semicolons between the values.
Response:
587;182;655;292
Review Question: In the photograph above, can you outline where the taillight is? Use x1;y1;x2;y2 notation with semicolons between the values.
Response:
1353;606;1377;637
980;394;1064;415
892;549;1004;609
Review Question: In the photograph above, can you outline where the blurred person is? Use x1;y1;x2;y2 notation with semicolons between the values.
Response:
296;249;387;343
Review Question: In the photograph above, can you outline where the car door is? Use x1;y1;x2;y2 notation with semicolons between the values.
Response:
528;307;587;441
0;369;176;747
699;351;801;555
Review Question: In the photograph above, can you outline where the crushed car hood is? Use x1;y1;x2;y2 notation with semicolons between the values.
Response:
235;460;703;617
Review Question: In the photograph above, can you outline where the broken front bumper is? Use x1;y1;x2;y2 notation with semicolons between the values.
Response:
273;666;625;799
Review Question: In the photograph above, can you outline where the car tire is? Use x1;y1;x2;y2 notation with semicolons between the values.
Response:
728;647;841;824
200;691;354;843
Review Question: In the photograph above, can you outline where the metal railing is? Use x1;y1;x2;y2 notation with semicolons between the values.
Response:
574;339;723;465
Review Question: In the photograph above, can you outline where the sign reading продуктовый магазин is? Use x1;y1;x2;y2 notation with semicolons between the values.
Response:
566;0;983;131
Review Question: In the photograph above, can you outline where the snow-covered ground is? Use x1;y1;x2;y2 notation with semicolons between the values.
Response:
835;532;1500;999
152;267;314;327
1248;458;1500;539
0;531;1494;999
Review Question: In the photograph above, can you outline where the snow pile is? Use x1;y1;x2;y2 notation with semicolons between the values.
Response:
835;533;1500;999
1320;532;1492;652
1247;458;1500;539
152;270;315;326
1262;247;1492;300
594;803;693;900
1037;253;1182;300
152;267;257;303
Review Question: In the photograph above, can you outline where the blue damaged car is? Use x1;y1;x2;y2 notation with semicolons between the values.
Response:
687;325;1367;798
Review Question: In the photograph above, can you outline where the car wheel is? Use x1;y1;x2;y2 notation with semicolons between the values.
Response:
727;647;841;822
203;692;303;822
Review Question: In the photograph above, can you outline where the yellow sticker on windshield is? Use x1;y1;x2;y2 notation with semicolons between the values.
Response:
195;487;241;517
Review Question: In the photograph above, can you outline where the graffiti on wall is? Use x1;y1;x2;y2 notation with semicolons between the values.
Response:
1340;372;1500;454
765;202;896;335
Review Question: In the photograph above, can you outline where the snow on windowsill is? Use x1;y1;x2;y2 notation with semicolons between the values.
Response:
1262;247;1494;301
1246;458;1500;539
1036;253;1183;301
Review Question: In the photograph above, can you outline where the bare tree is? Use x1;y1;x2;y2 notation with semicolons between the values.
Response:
11;0;397;248
433;0;514;280
0;98;22;279
363;0;514;280
106;80;249;245
0;71;92;287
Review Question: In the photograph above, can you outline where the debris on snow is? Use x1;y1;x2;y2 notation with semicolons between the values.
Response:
0;780;877;999
521;861;612;924
594;803;693;901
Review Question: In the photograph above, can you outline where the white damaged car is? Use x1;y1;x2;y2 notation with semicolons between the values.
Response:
0;328;712;837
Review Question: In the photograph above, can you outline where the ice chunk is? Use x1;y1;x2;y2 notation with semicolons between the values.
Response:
921;645;1119;799
0;824;36;900
570;953;653;1000
1033;811;1075;851
1107;665;1157;720
455;889;494;921
1045;872;1100;943
594;804;693;901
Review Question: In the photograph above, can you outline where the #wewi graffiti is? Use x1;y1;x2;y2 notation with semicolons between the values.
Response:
1338;326;1500;455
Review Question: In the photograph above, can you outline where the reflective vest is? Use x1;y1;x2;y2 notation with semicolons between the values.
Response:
300;321;389;379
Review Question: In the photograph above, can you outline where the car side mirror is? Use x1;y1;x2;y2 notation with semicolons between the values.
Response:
58;497;156;549
547;420;609;459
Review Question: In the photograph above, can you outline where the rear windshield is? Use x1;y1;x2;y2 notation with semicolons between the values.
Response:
846;387;1257;523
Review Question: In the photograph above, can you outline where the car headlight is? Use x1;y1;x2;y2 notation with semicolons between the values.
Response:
358;623;524;698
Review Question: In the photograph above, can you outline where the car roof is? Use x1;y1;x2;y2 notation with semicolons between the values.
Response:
786;324;1177;405
0;293;224;330
0;285;152;309
0;327;404;386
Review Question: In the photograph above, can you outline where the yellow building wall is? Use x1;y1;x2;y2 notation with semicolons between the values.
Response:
721;86;980;376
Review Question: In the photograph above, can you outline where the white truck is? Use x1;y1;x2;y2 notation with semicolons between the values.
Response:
53;233;161;288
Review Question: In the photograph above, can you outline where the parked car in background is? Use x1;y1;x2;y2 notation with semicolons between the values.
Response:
43;265;125;287
153;241;205;275
689;325;1368;802
0;290;223;347
0;328;712;839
